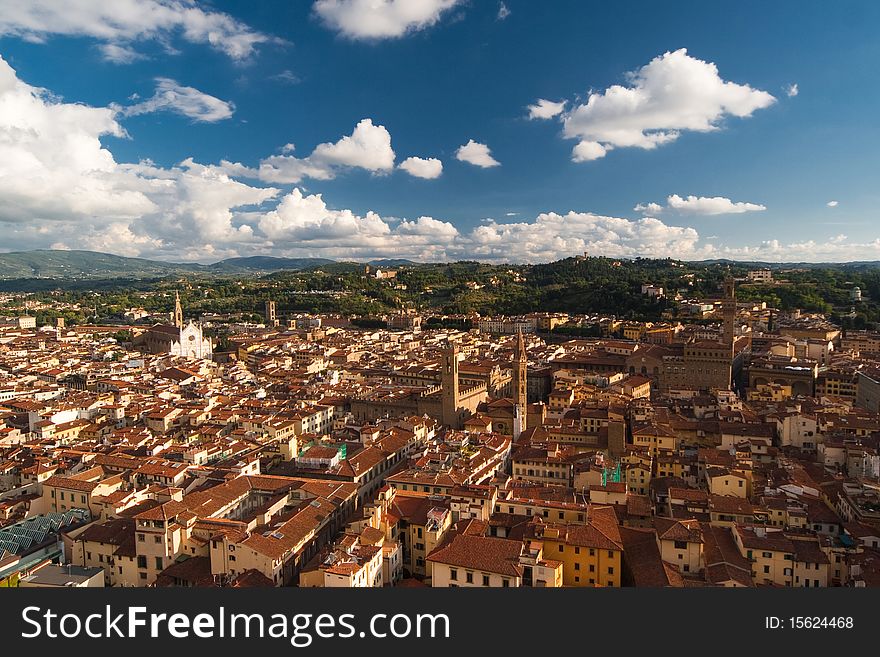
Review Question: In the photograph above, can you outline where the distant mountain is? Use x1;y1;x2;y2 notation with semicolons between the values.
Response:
367;259;418;267
207;256;335;273
1;249;877;282
0;250;334;280
0;250;204;279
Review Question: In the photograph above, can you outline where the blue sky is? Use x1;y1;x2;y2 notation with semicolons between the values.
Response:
0;0;878;262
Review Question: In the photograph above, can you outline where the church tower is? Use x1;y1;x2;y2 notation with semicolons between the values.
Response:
265;300;278;327
441;342;461;429
513;330;528;439
173;290;184;329
722;275;736;354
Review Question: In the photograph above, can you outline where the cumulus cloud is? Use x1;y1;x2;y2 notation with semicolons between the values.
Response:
455;139;500;168
313;0;461;40
527;98;566;120
571;140;608;162
117;78;234;122
0;54;154;224
0;0;278;61
257;188;457;261
560;48;776;161
786;83;799;97
633;202;663;215
398;156;443;179
665;194;766;215
0;55;277;258
827;200;839;207
258;118;396;183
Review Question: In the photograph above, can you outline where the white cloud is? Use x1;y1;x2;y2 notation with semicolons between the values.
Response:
467;212;707;262
399;156;443;179
455;139;500;168
0;0;277;61
313;0;461;40
0;54;154;224
527;98;566;120
633;202;663;215
0;55;277;258
786;83;799;97
561;48;776;160
98;43;145;64
497;2;510;20
665;194;766;215
118;78;234;122
258;118;396;183
571;140;608;162
257;188;457;261
270;70;301;85
827;200;839;207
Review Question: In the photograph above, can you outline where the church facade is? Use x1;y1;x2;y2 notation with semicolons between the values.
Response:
133;291;213;361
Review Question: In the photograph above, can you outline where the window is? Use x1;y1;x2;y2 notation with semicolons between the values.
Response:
138;534;145;542
482;575;490;586
589;564;595;573
674;540;687;549
450;569;458;581
137;556;147;569
229;555;236;562
139;572;147;580
574;563;580;571
154;535;162;544
607;567;614;575
81;495;87;503
465;572;473;584
155;557;163;570
574;547;580;555
501;579;510;588
558;545;564;552
763;565;770;574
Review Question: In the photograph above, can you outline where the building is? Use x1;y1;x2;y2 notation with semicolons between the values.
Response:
856;370;880;413
513;331;528;439
134;292;213;360
265;300;278;327
747;269;773;283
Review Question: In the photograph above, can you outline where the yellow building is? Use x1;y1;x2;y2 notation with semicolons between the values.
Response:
529;507;623;587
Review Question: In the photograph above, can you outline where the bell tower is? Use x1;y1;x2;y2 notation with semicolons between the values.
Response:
441;342;461;429
513;330;528;439
722;275;736;353
173;290;184;330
